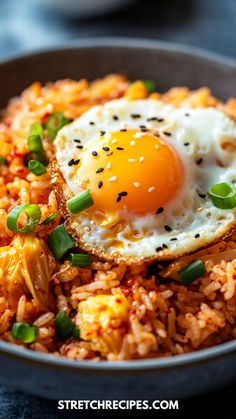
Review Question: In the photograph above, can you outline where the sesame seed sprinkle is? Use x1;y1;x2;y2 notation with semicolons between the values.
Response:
73;139;81;143
164;225;172;232
162;243;168;249
156;246;163;252
120;128;127;132
116;195;122;203
119;191;128;197
106;162;112;170
131;114;141;119
89;121;95;125
184;142;190;146
139;125;147;129
147;117;164;122
170;237;177;241
128;158;136;163
92;151;98;156
139;156;144;162
148;186;156;193
116;147;124;150
198;193;206;199
163;131;172;136
96;167;104;173
76;145;83;149
111;139;117;144
196;158;203;165
155;144;160;149
156;207;164;214
68;158;80;166
130;141;136;146
109;176;118;182
103;146;110;151
113;115;119;121
98;181;103;189
195;233;200;238
100;131;106;136
133;182;141;188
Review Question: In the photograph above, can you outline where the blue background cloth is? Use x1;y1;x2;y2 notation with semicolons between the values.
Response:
0;0;236;417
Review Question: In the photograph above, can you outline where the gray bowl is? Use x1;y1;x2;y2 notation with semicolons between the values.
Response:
1;38;236;401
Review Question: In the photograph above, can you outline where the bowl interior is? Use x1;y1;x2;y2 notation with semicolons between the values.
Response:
0;39;236;109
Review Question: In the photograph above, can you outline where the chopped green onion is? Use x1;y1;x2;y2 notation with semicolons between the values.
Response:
7;204;41;233
142;80;155;94
208;182;236;209
30;122;44;138
67;190;94;215
69;253;92;267
0;156;7;165
47;224;76;260
28;160;47;176
27;134;44;153
55;311;80;340
42;213;59;225
45;112;71;141
179;260;206;286
12;322;38;343
24;151;47;166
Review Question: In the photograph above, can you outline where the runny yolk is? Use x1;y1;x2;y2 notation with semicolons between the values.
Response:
77;130;184;215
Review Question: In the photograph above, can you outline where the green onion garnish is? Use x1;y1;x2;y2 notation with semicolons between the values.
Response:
28;160;47;176
67;190;94;215
55;310;80;340
208;182;236;209
0;156;7;165
42;213;59;225
11;322;38;343
45;112;71;141
47;224;76;260
142;80;155;94
69;253;92;267
30;122;44;138
7;204;41;233
27;134;44;153
179;260;206;286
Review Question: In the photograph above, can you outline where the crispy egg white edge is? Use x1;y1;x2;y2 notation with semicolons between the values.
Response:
52;99;236;262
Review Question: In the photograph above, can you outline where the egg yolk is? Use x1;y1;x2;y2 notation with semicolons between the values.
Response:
77;130;184;215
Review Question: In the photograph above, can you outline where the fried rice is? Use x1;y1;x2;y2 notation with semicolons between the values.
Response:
1;74;236;361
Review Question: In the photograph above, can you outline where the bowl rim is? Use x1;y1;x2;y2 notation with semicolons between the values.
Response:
1;37;236;372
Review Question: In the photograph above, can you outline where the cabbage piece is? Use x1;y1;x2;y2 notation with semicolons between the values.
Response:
0;234;56;310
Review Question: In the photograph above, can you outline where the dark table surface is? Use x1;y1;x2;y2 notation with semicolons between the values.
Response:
1;0;236;417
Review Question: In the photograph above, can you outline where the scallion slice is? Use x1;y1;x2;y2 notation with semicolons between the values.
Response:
45;112;71;141
47;224;76;260
55;311;80;340
28;160;47;176
179;260;206;286
12;322;38;343
208;182;236;209
30;121;44;138
7;204;41;233
0;156;7;165
27;134;44;153
142;80;155;94
42;213;59;225
67;190;94;215
69;253;92;267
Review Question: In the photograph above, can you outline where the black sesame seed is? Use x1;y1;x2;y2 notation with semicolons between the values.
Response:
195;233;200;238
116;195;122;203
119;191;128;197
89;121;95;125
139;125;147;129
131;114;141;119
147;117;164;122
163;131;172;136
170;238;178;241
116;147;124;150
113;115;119;121
68;159;74;166
156;246;163;252
184;142;190;146
73;139;81;143
141;128;148;132
185;113;190;117
120;129;127;132
164;225;172;232
156;207;164;214
96;167;104;173
196;158;203;165
198;193;206;199
162;243;168;249
76;145;83;149
92;151;98;156
100;131;106;136
98;181;103;189
103;146;110;152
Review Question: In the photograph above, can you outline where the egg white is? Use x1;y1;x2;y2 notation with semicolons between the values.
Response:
52;99;236;263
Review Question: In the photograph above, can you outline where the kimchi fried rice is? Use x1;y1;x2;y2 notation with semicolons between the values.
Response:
1;74;236;361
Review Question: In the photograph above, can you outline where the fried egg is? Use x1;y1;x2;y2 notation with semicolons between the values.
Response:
51;99;236;263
